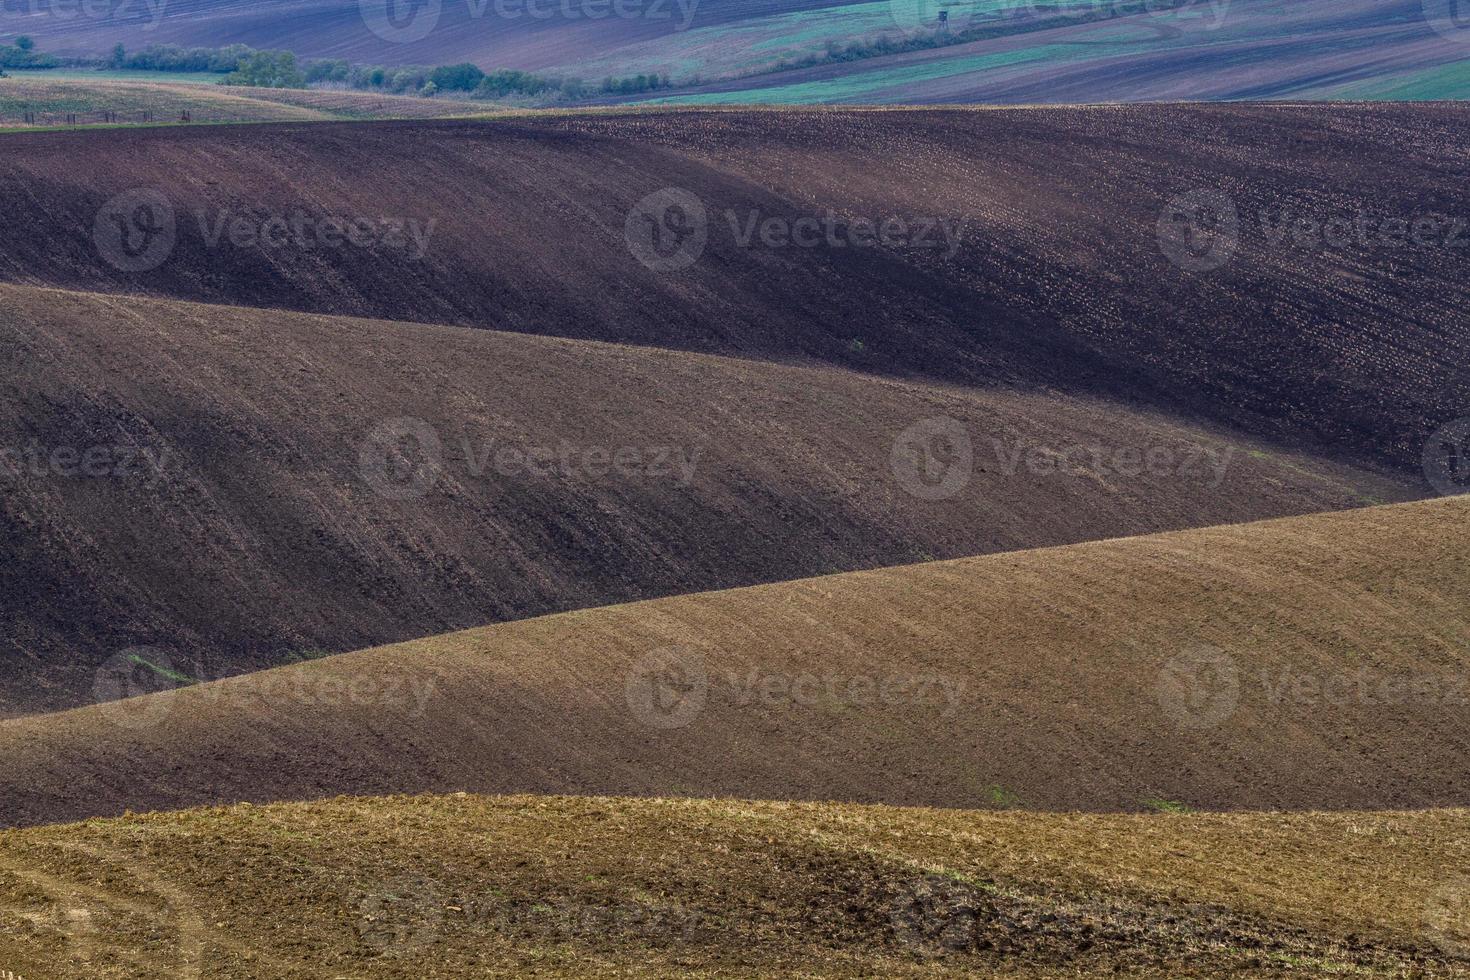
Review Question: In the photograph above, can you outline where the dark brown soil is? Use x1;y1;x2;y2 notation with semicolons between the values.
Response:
0;104;1465;474
0;284;1410;717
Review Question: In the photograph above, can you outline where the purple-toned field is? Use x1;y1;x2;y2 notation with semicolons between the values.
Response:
10;0;1470;105
4;0;869;70
632;0;1470;104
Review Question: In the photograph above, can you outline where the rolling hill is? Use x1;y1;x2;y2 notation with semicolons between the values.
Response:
1;497;1465;827
0;793;1466;977
0;77;495;127
0;105;1466;477
0;282;1409;716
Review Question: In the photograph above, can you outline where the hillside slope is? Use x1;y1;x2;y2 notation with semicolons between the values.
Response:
2;498;1465;827
0;105;1465;472
1;794;1466;977
0;283;1407;716
0;78;492;127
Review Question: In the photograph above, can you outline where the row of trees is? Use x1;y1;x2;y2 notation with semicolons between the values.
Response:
298;58;671;100
0;37;60;69
3;39;679;101
107;42;253;73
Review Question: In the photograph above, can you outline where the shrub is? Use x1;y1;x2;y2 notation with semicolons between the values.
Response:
222;50;307;89
429;62;484;92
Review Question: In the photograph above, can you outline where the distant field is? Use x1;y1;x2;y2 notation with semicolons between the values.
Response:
623;0;1470;104
0;78;330;127
11;68;223;84
0;793;1467;977
1320;58;1470;101
0;78;486;127
8;0;1470;105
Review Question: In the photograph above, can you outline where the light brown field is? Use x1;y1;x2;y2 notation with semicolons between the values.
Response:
3;497;1466;827
0;78;490;128
0;793;1466;977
